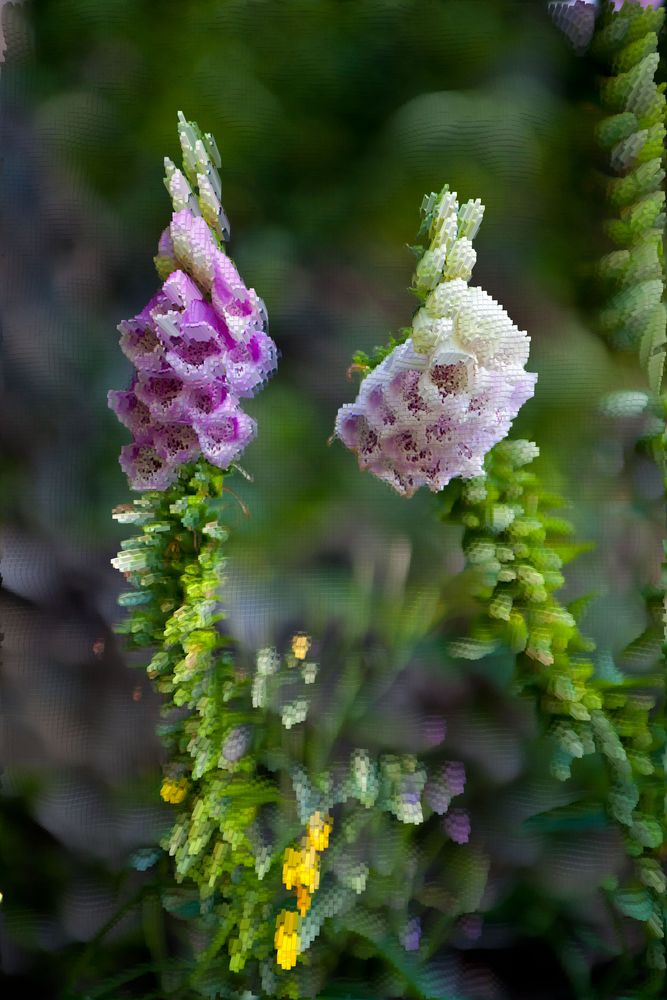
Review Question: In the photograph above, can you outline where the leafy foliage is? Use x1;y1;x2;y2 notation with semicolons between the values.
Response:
342;166;667;992
585;3;667;991
443;437;666;992
593;2;667;393
112;459;486;998
113;463;278;981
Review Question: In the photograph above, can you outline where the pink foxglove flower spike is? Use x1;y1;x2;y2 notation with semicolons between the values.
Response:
334;187;537;497
109;112;278;490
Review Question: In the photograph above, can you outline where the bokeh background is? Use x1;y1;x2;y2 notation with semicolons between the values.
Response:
0;1;664;997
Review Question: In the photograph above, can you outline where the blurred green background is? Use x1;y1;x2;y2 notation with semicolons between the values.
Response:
0;1;664;997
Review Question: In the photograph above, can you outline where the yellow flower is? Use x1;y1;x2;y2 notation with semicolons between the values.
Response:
307;811;333;852
297;845;320;892
275;909;300;970
282;846;303;890
276;814;333;968
160;777;189;804
282;843;320;892
291;633;311;660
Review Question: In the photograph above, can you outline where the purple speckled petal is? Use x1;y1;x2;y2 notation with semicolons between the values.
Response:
224;331;278;397
152;422;201;463
180;381;230;426
135;373;186;421
119;442;178;491
335;406;365;450
211;251;245;311
108;390;155;442
137;289;170;325
197;405;257;469
165;336;226;384
118;316;168;373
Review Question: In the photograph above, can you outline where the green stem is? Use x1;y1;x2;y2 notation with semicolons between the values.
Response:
142;888;169;994
311;652;364;774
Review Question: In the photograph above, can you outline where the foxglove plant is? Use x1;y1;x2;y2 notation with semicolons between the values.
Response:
110;117;482;999
592;0;666;387
109;112;283;988
336;181;667;990
109;112;277;490
335;189;536;495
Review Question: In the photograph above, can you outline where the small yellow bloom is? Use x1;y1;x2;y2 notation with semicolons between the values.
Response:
275;909;300;970
275;908;299;937
275;814;334;968
160;777;189;804
297;845;320;892
282;843;320;892
291;633;311;660
307;811;333;852
282;846;303;890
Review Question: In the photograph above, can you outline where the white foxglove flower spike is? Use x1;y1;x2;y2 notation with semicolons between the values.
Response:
334;186;537;497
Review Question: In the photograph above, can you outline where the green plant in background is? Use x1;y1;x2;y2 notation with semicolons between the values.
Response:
445;443;666;992
336;178;667;994
572;0;667;992
592;0;666;386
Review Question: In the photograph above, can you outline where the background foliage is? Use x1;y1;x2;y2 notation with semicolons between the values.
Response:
0;1;665;997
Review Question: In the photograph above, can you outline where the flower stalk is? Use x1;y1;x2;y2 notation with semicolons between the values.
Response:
337;178;667;990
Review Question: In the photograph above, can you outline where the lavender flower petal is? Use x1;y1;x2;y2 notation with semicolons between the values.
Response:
110;118;278;487
119;442;178;491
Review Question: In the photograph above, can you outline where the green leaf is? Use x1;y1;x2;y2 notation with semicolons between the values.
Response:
647;345;666;395
447;636;498;660
162;890;202;920
630;816;663;849
524;800;608;834
613;887;654;922
129;847;162;871
596;111;638;148
566;593;598;621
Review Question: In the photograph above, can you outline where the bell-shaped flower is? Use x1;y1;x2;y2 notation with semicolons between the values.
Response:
109;116;278;490
334;188;536;496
